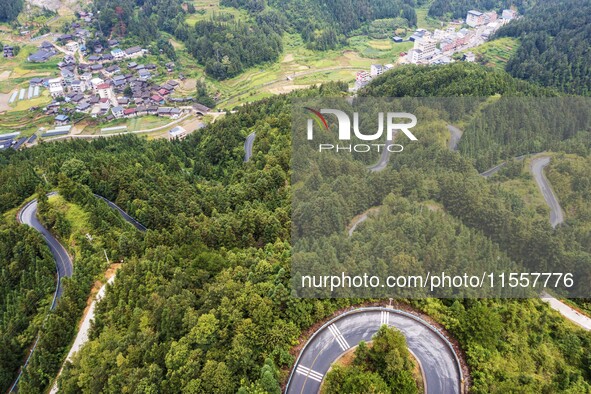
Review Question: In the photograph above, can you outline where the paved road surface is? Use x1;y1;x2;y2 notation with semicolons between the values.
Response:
480;162;507;178
446;125;463;152
529;157;591;330
10;193;145;393
94;195;147;231
11;194;73;393
368;139;394;172
18;193;72;301
244;132;256;162
530;156;564;228
286;307;463;394
479;155;529;178
541;293;591;331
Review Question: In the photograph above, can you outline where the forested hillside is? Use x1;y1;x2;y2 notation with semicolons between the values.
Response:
0;222;55;390
427;0;532;19
0;0;23;22
496;0;591;95
1;65;591;393
91;0;283;80
360;63;591;171
234;0;418;49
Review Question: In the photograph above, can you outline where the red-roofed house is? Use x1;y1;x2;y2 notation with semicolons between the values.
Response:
151;95;164;104
96;83;115;104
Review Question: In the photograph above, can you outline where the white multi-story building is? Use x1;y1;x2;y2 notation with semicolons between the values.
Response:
65;41;79;53
70;80;87;93
409;49;423;64
90;77;105;90
96;83;113;99
370;64;384;77
48;77;64;97
466;10;485;27
355;71;371;89
414;38;436;60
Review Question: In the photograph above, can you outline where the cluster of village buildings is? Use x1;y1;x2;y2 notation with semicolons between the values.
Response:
355;8;518;89
11;10;207;130
35;45;193;124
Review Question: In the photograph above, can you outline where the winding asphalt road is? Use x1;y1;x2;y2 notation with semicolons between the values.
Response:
370;124;460;172
369;138;394;172
244;132;256;162
530;156;564;228
93;194;147;231
286;307;463;394
10;193;145;393
528;157;591;330
18;193;72;303
479;155;528;178
288;124;465;394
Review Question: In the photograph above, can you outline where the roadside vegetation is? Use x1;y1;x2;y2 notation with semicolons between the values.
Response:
322;326;419;394
0;64;590;393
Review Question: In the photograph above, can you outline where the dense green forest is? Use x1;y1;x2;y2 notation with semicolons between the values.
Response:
546;155;591;315
92;0;416;65
186;19;283;80
322;326;418;393
427;0;532;19
496;0;591;95
229;0;418;49
0;222;55;390
91;0;282;80
0;0;23;22
1;64;591;393
359;64;591;171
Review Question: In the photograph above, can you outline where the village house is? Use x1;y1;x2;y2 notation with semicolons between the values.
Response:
169;126;187;140
370;64;384;77
66;41;79;53
123;108;137;118
111;106;124;118
55;114;70;125
125;46;144;59
96;83;117;105
151;95;165;105
466;10;485;27
104;65;121;76
90;77;105;89
111;48;125;61
3;45;14;58
90;64;104;72
76;102;91;113
48;78;65;97
70;93;85;103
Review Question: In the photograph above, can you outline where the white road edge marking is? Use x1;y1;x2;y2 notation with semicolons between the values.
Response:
380;310;390;326
328;324;350;351
295;365;324;382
